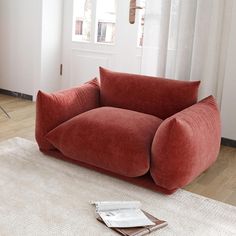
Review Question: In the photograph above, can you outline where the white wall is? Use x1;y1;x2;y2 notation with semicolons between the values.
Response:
38;0;63;95
221;1;236;140
0;0;63;99
0;0;42;96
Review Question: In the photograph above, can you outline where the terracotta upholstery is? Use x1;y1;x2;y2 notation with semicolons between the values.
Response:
36;79;100;150
46;107;163;177
100;67;200;119
35;67;221;194
150;96;221;192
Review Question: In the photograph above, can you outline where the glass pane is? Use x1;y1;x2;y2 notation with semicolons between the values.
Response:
96;0;116;44
168;0;180;50
137;0;146;47
73;0;92;41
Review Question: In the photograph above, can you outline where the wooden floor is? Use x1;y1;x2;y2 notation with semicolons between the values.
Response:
0;94;236;206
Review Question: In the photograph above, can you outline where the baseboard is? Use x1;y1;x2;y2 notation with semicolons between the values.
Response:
0;88;33;101
221;137;236;148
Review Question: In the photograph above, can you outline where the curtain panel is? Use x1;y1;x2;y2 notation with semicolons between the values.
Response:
141;0;233;105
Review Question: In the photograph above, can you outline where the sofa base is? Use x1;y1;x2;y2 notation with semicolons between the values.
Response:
41;149;177;195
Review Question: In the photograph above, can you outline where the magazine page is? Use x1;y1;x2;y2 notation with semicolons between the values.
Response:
92;201;155;228
98;208;155;228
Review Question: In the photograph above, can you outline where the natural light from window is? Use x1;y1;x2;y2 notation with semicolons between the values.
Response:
96;0;116;44
73;0;116;44
73;0;92;42
73;0;146;46
137;0;146;47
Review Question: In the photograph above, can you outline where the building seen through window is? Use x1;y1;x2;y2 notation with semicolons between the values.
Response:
73;0;92;41
73;0;146;46
96;0;116;43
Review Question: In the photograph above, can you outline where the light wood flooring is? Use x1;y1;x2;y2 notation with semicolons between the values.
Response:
0;94;236;206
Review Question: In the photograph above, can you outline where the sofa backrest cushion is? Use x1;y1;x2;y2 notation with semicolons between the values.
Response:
99;67;200;119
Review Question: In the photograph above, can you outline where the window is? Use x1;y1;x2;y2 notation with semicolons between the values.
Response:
73;0;116;44
73;0;147;46
97;22;115;43
96;0;116;44
73;0;92;42
75;19;83;35
137;0;146;47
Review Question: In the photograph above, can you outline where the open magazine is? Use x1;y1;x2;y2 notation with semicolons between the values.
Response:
92;201;156;228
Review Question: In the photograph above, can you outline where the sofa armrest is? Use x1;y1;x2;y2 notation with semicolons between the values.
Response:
36;78;100;151
150;96;221;192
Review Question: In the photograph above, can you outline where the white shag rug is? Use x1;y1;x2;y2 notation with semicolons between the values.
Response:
0;137;236;236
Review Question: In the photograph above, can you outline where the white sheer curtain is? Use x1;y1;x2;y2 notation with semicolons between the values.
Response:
141;0;233;105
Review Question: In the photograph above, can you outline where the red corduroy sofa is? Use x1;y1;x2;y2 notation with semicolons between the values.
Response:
36;67;221;194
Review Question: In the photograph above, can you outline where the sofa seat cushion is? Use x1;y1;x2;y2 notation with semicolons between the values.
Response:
46;107;163;177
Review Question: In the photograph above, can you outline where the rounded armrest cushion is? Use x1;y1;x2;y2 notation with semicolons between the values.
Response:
150;96;221;191
36;78;100;151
